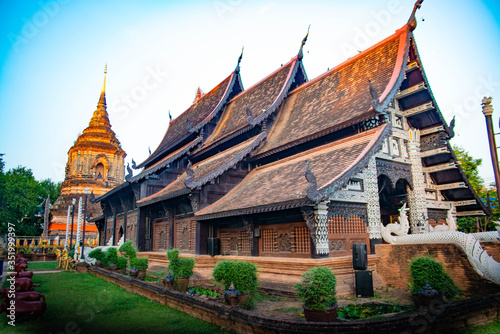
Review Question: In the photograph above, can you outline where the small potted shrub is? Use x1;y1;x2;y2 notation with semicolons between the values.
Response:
294;267;338;322
212;260;258;307
132;257;149;280
167;249;195;292
115;256;128;275
410;256;461;305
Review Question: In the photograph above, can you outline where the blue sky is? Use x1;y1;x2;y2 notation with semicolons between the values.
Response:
1;0;499;185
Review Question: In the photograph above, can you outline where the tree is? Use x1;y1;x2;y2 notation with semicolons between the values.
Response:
0;155;61;236
452;145;484;194
452;145;498;232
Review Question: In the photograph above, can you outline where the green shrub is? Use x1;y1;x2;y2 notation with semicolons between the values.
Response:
177;258;195;278
116;256;128;270
410;256;461;300
88;248;105;262
294;267;337;311
105;247;119;266
167;249;181;276
212;260;258;294
132;257;149;271
119;241;137;260
166;249;195;278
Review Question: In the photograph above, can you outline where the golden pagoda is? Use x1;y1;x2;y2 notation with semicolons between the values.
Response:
49;66;126;238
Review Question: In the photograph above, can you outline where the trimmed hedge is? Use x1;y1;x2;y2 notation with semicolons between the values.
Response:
212;260;258;294
410;256;461;300
294;266;337;311
167;249;195;278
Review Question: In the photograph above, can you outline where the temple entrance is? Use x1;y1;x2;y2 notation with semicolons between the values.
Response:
378;176;410;226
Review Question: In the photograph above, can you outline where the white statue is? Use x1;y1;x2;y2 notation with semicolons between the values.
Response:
429;209;457;232
381;203;410;244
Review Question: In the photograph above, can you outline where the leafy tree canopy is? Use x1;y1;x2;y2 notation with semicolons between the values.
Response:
0;154;61;235
452;146;498;232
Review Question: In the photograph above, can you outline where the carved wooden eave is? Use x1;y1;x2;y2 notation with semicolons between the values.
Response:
196;198;312;221
310;123;392;202
130;136;202;183
185;131;267;189
136;187;191;208
391;29;489;216
92;181;130;203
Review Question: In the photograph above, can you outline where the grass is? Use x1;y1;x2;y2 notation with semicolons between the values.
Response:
0;272;230;334
457;320;500;334
25;261;58;271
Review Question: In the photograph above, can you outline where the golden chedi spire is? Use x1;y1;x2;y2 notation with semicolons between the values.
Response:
49;66;126;237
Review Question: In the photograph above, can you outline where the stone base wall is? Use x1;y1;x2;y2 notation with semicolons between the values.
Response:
89;267;500;334
375;243;500;296
141;252;384;296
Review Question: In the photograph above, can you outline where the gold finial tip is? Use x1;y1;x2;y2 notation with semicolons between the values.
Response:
104;64;107;74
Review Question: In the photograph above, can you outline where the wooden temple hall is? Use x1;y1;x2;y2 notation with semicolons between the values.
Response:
93;5;488;259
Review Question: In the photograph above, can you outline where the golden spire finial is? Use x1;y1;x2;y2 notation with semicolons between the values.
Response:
102;64;107;93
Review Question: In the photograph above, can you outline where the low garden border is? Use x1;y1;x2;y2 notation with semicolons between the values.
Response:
89;267;499;334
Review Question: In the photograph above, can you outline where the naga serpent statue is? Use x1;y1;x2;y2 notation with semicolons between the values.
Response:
381;205;500;285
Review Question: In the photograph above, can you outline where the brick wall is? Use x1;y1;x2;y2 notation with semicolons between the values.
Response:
375;243;500;296
482;242;500;262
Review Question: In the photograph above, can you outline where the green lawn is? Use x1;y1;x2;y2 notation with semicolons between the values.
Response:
457;320;500;334
25;261;58;271
0;272;230;334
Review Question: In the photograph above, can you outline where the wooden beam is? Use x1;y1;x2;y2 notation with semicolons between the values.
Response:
426;200;452;210
402;102;434;117
406;62;419;72
420;147;450;158
426;182;467;191
456;210;485;217
423;162;457;173
421;125;446;136
395;82;427;99
453;200;477;207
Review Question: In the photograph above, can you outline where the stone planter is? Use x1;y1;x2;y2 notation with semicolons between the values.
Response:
162;274;174;290
174;277;190;292
224;283;241;306
138;270;147;280
238;293;250;306
129;266;139;279
412;282;441;309
303;305;338;322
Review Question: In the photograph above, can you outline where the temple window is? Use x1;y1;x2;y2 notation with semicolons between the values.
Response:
96;163;105;179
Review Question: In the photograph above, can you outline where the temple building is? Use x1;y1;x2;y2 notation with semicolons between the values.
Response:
49;67;126;239
93;5;488;258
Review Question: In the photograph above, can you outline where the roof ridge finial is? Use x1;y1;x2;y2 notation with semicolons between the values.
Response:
407;0;424;32
235;46;244;73
298;25;310;60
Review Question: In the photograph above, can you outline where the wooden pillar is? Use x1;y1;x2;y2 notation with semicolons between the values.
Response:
196;221;208;255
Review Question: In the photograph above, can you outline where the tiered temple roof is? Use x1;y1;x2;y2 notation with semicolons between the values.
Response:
97;2;489;238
